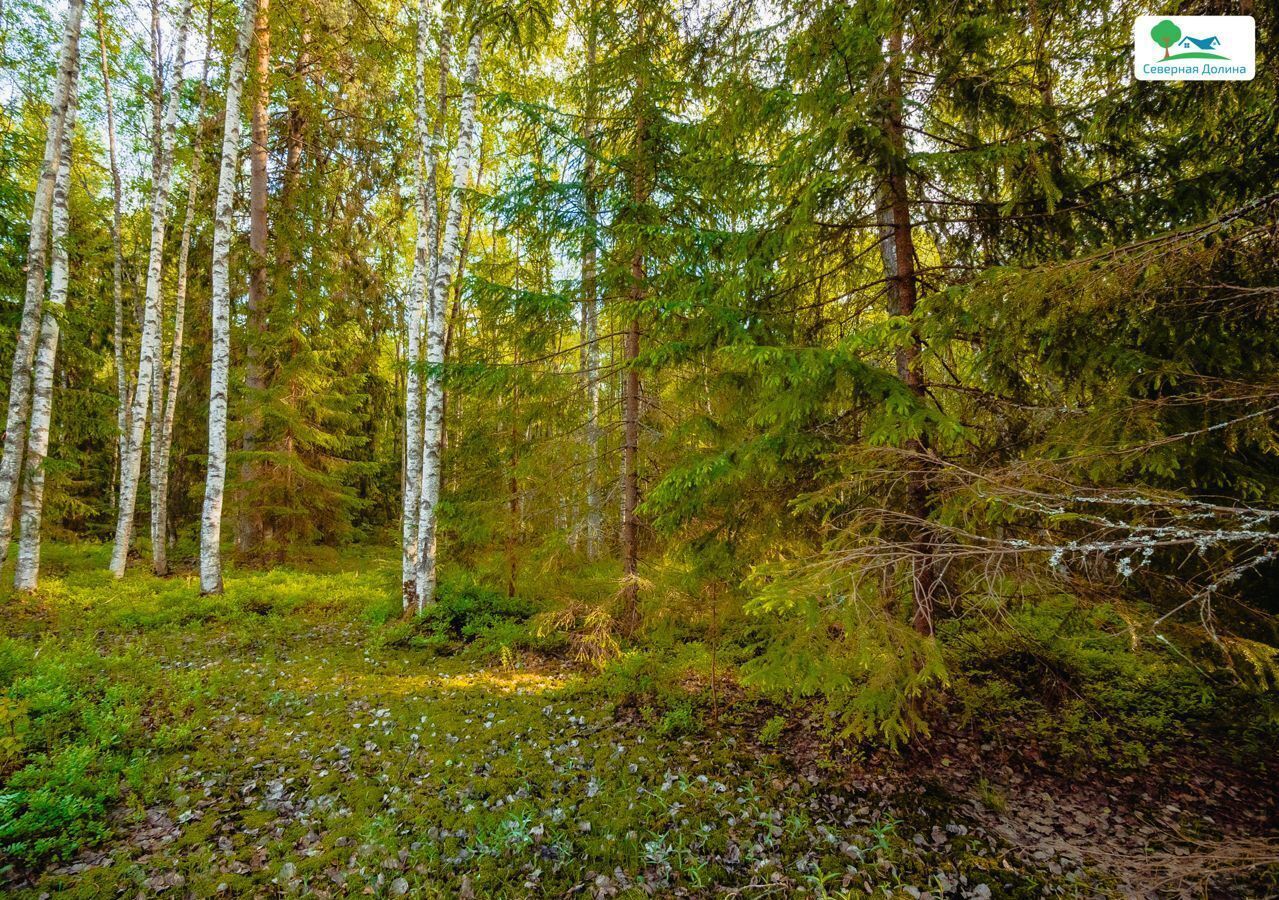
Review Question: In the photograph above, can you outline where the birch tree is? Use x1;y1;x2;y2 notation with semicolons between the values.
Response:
402;4;451;605
14;59;79;591
401;0;433;601
151;4;213;576
0;0;83;567
110;0;193;577
200;0;258;594
415;28;482;610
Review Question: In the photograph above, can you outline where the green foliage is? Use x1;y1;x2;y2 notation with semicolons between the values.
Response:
944;598;1223;769
1221;636;1279;693
757;714;787;746
0;695;28;771
594;650;664;704
0;641;154;865
1;0;1277;887
592;641;727;711
656;700;701;738
740;578;949;748
0;546;407;869
1150;19;1181;53
376;577;542;659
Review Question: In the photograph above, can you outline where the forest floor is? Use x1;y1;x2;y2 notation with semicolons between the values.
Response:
0;545;1275;898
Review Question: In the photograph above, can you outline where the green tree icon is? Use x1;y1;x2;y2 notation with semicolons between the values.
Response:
1151;19;1182;59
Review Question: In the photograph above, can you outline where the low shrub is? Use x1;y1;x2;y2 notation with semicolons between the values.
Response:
758;714;787;746
656;700;702;737
738;610;947;749
592;642;732;715
376;577;542;659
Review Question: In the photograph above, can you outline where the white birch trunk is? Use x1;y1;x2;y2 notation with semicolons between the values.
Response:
15;63;79;591
0;0;83;566
96;3;130;510
401;0;433;601
110;0;192;577
200;0;257;594
415;29;482;610
402;244;427;599
151;14;213;577
148;342;165;569
402;11;451;604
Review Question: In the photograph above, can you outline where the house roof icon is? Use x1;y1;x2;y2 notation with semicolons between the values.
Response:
1178;35;1221;49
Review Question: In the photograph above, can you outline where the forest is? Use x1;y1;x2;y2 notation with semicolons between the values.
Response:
0;0;1277;895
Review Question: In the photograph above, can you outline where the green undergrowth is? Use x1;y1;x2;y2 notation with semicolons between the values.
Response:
373;576;566;660
0;543;1270;896
575;591;1276;773
0;542;405;871
0;636;152;865
943;597;1279;770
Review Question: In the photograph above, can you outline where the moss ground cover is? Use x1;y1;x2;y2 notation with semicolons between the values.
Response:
0;544;1271;898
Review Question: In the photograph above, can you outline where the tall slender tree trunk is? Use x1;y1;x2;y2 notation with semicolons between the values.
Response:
149;0;163;177
416;28;482;610
265;24;309;564
0;0;83;567
621;304;641;630
15;60;79;591
110;0;192;577
402;5;449;606
95;0;130;513
152;2;214;576
147;357;163;556
238;0;270;554
580;5;602;560
438;140;483;471
507;351;520;599
620;15;648;634
200;0;258;594
881;24;936;636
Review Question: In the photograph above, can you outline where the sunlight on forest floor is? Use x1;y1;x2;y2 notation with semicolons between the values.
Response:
0;545;1272;898
304;664;574;697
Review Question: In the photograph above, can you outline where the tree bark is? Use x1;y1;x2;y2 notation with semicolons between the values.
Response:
152;2;214;576
110;0;192;577
0;0;83;567
416;28;482;610
237;0;270;554
15;60;79;591
200;0;258;594
507;350;520;599
881;24;937;636
620;13;648;634
402;5;449;606
580;4;602;560
438;139;483;475
621;305;641;631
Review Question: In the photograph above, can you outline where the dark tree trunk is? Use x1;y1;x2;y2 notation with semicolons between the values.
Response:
883;24;937;636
